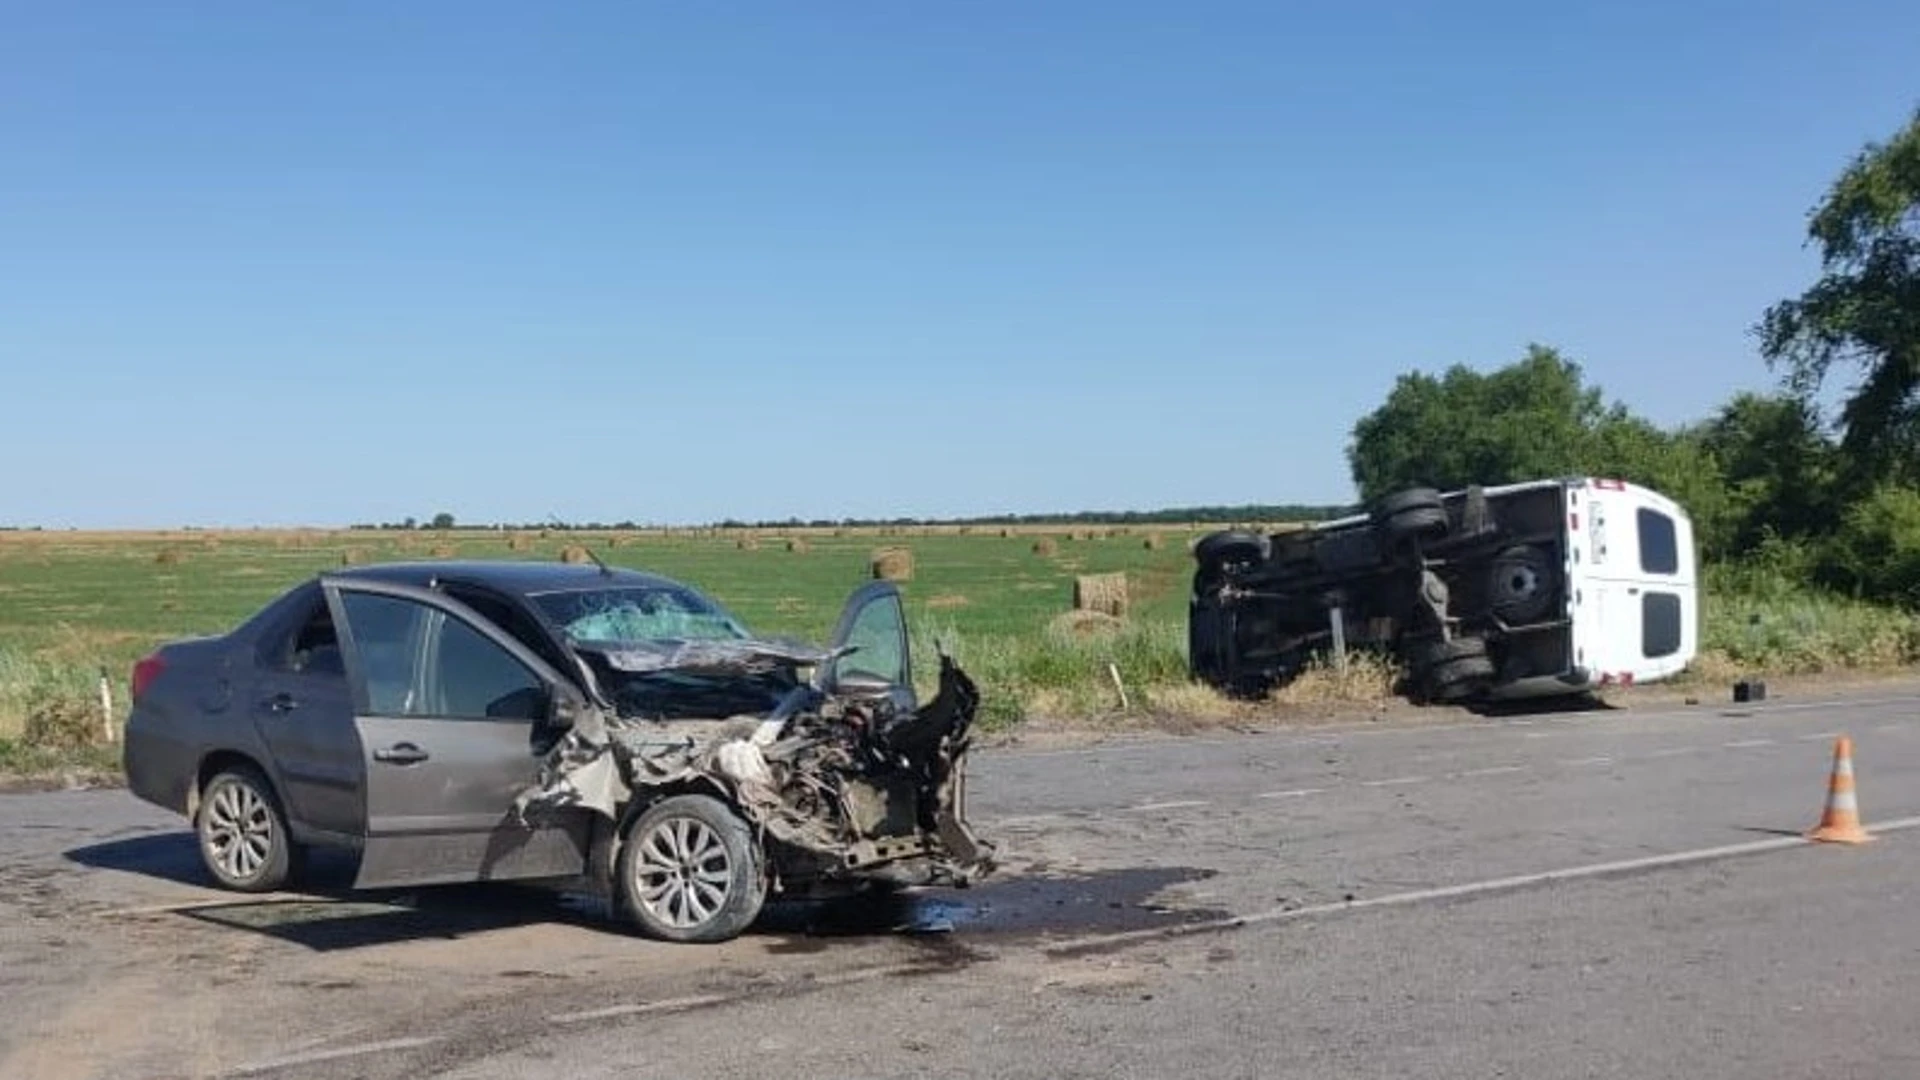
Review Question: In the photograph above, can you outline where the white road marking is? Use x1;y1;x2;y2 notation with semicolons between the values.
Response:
1362;776;1429;788
1458;765;1527;778
1723;739;1777;749
1255;788;1326;800
549;994;733;1025
1560;756;1614;767
228;1036;442;1076
1796;731;1843;742
1647;747;1699;758
1045;815;1920;958
1124;799;1210;812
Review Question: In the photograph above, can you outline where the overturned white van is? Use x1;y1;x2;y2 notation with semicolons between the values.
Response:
1187;478;1698;703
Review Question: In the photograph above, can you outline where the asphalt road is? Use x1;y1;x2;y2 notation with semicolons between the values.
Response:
4;683;1918;1079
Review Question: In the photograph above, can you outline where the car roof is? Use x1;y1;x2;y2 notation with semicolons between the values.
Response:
323;559;694;597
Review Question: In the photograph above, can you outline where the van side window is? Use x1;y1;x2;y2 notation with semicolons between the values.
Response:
1637;509;1679;575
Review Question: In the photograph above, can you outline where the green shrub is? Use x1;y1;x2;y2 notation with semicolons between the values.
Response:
1819;484;1920;608
22;689;102;752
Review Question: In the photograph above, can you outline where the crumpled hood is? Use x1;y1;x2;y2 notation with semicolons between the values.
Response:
571;636;837;675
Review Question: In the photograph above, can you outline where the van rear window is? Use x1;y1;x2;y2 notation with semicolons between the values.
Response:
1643;592;1682;658
1638;509;1679;575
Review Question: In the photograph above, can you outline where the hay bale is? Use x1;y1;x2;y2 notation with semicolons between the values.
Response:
559;544;592;565
340;548;367;566
870;547;914;581
430;543;457;559
1032;537;1059;557
998;527;1015;539
1142;533;1164;551
1068;530;1090;542
507;533;532;552
1073;572;1129;618
786;537;810;554
736;536;760;551
153;548;184;566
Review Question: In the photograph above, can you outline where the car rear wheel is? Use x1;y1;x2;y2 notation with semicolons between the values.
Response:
196;767;292;893
617;794;766;943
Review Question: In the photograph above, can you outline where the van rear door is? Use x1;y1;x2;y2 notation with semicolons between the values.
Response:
1570;481;1697;686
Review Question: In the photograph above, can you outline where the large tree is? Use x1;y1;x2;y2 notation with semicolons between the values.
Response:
1759;110;1920;485
1348;345;1736;551
1347;345;1606;500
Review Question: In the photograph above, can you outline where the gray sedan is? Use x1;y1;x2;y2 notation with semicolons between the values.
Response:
123;560;993;942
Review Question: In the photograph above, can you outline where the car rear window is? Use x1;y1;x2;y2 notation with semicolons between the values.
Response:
1637;509;1679;575
1642;592;1682;659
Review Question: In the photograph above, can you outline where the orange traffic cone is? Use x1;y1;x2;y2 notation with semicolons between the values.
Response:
1808;736;1873;844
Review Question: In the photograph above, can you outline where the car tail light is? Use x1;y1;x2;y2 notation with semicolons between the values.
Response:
131;653;165;701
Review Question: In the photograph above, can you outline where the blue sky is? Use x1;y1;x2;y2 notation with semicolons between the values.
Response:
3;2;1915;528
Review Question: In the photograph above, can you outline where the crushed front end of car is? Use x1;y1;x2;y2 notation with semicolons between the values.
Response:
515;640;995;899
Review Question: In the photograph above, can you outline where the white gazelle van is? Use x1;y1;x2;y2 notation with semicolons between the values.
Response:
1188;477;1699;703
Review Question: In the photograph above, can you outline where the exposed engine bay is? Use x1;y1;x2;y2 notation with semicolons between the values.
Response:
514;643;995;894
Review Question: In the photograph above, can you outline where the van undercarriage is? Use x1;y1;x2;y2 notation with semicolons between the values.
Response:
1189;484;1582;703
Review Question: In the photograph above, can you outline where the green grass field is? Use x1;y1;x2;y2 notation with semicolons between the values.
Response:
4;526;1915;769
0;526;1210;741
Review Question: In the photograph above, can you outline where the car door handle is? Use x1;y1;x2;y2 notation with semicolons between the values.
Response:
373;743;430;765
264;692;298;713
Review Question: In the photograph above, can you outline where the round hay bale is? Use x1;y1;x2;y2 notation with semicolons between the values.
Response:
1049;609;1126;638
558;544;592;565
1142;533;1164;551
1032;537;1059;557
786;537;810;554
1068;530;1090;542
430;543;457;559
736;536;761;551
340;548;368;566
871;547;914;581
507;533;532;552
1073;572;1130;618
153;548;184;566
998;527;1015;539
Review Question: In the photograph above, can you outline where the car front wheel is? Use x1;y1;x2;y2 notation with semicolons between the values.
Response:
196;767;292;893
616;794;767;943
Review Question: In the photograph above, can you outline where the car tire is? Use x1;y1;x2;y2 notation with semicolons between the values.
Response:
1371;488;1448;543
616;794;766;944
1193;530;1269;571
196;766;293;893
